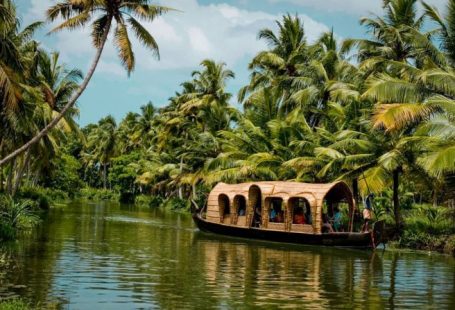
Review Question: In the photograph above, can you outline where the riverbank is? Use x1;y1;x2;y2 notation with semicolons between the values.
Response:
0;299;30;310
1;187;454;256
1;201;454;308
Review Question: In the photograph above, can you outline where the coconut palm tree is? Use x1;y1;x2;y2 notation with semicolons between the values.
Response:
0;0;174;167
239;14;313;115
177;60;235;132
423;0;455;64
85;115;118;189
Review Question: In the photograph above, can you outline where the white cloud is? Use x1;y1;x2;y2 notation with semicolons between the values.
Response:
268;0;382;15
22;0;329;74
23;0;50;24
96;61;125;77
269;0;448;16
22;0;451;78
187;27;212;54
134;0;329;70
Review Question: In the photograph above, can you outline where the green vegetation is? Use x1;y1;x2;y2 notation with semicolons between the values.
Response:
0;195;40;241
1;0;455;254
396;204;455;254
0;299;30;310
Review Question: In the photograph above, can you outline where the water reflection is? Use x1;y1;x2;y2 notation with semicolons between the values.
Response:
194;234;385;308
0;201;454;309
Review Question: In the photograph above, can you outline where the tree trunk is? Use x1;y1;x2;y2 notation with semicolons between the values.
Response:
392;168;401;230
192;182;197;200
103;163;107;189
6;158;16;194
0;141;3;192
0;17;113;168
352;178;359;204
12;149;31;196
0;162;3;192
178;156;183;199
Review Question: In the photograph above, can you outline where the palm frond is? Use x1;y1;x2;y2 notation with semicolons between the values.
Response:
372;103;436;131
127;16;159;59
114;21;135;74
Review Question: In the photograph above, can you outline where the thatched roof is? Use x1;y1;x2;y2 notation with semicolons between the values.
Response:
209;181;353;206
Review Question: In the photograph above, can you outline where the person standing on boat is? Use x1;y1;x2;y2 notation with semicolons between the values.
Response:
362;194;374;232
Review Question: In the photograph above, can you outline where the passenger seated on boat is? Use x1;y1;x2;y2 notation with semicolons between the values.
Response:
270;206;277;222
269;199;284;223
275;210;284;223
292;207;305;224
333;206;342;232
293;209;306;224
322;213;334;233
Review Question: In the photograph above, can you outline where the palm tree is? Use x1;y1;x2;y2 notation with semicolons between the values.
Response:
239;14;312;116
351;0;424;64
0;0;173;167
177;60;235;132
85;115;118;189
131;102;157;148
423;0;455;64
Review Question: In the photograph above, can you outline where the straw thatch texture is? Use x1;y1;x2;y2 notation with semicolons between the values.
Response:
262;198;270;228
218;194;230;224
206;181;354;234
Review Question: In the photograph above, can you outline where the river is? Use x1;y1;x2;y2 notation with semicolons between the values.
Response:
1;201;454;309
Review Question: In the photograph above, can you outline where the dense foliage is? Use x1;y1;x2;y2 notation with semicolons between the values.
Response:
1;0;455;246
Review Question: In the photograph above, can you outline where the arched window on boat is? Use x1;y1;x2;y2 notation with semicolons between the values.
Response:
248;185;262;227
268;198;284;223
289;197;311;225
234;195;247;226
321;183;355;233
264;197;286;230
218;194;231;224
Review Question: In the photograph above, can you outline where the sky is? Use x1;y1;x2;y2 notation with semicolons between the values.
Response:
15;0;449;126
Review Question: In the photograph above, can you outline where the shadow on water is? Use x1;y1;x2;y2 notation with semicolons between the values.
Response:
0;201;454;309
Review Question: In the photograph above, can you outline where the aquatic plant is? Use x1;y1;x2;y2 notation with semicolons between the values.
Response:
0;196;40;241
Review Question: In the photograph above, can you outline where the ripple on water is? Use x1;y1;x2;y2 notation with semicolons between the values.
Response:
1;202;454;309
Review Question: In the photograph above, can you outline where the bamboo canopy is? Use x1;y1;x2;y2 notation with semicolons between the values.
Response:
205;181;355;234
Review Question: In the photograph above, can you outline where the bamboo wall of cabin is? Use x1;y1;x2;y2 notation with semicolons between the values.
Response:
204;181;354;235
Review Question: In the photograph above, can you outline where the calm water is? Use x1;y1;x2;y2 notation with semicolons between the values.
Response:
1;201;455;309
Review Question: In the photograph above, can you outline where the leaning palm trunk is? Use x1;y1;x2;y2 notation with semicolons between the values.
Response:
0;142;3;191
0;17;113;167
103;162;107;189
392;168;401;231
0;164;3;192
6;158;16;194
11;149;31;196
178;156;184;199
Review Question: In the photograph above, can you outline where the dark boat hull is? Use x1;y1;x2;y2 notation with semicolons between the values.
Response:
192;214;374;248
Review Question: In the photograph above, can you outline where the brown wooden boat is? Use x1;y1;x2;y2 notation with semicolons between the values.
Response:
192;181;385;248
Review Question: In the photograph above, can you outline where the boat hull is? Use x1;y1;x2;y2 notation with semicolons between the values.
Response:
192;214;374;248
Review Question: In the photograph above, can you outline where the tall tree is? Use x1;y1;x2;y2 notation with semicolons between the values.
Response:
0;0;173;167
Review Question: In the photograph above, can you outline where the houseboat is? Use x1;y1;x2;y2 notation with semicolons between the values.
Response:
192;181;385;248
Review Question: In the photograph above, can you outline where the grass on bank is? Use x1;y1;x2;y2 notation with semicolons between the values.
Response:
2;185;455;255
0;299;30;310
370;203;455;255
397;204;455;255
0;298;64;310
0;195;41;242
